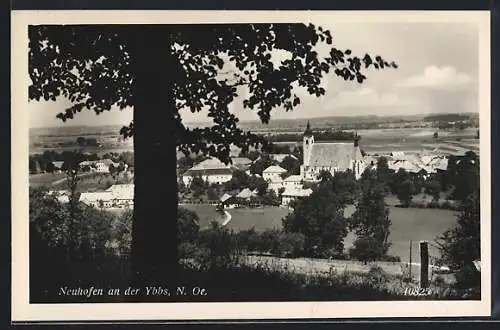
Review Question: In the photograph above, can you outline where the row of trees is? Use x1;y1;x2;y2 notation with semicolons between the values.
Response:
281;167;394;263
265;130;357;143
179;171;282;207
29;150;135;174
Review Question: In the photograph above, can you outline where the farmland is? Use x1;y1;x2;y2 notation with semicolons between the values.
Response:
180;204;289;231
273;127;479;156
180;201;457;263
30;122;479;158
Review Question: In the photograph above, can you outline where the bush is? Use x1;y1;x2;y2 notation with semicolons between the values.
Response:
349;236;386;264
380;255;401;262
196;221;239;270
365;266;390;289
272;232;306;258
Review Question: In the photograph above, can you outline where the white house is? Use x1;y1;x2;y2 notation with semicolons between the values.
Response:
281;187;313;206
182;157;233;186
51;161;64;173
300;122;366;181
282;175;303;190
79;159;119;173
262;165;287;182
79;191;115;208
230;157;253;170
106;183;134;208
48;190;70;203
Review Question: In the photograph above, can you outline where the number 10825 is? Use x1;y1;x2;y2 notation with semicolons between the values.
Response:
403;287;432;296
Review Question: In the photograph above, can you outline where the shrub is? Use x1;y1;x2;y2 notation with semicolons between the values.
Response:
349;236;386;264
196;221;239;270
272;232;306;258
365;265;390;289
380;255;401;262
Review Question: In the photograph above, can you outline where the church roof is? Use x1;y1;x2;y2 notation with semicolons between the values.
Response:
303;121;313;137
308;143;363;170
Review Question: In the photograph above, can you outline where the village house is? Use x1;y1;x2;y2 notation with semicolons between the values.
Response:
262;165;287;182
48;190;70;203
387;152;449;177
300;122;366;181
51;161;65;173
282;175;303;190
230;157;253;170
79;159;120;173
235;188;259;206
281;187;313;207
106;183;134;208
182;157;233;186
219;193;238;209
79;191;115;208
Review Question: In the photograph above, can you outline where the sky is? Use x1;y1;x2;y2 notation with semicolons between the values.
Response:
28;21;480;128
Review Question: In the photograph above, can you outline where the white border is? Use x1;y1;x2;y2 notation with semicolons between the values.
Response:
11;10;491;321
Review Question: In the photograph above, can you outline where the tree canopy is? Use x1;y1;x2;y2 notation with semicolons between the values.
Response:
29;23;397;285
29;24;397;164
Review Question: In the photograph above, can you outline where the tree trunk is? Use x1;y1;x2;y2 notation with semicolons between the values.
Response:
130;26;179;289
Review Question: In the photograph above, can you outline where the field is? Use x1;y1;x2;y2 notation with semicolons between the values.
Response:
180;204;289;231
182;202;458;263
29;172;67;188
30;123;479;158
29;125;133;156
29;172;132;192
274;127;479;156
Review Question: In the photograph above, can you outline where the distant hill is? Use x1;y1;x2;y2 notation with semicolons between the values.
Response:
423;114;471;122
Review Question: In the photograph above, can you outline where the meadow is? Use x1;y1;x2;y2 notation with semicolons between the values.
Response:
182;202;458;263
180;204;290;231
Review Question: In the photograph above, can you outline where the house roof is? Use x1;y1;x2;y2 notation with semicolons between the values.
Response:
388;160;422;173
282;188;313;197
190;157;230;171
79;191;114;203
307;143;362;169
52;161;64;168
220;193;234;202
391;151;405;160
231;157;253;166
106;184;134;200
236;188;257;199
79;159;118;167
184;167;233;177
263;165;287;174
284;175;302;182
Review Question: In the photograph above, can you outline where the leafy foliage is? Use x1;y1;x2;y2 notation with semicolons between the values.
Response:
250;154;276;176
437;155;480;290
178;207;201;243
280;155;301;175
396;180;416;207
282;175;348;256
350;169;391;261
29;23;397;282
29;24;396;164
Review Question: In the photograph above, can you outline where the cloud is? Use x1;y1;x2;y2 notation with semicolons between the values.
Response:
398;66;473;90
330;87;399;108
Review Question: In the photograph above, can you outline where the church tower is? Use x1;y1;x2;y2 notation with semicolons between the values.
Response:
303;121;314;167
352;130;363;179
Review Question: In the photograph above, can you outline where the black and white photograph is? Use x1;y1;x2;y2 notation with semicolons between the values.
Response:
12;10;491;321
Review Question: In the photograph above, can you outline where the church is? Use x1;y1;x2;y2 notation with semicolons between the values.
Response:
300;122;367;181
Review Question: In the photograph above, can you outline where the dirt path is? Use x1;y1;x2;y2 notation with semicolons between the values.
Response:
241;255;448;280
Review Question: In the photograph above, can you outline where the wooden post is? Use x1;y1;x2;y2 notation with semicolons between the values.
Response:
420;241;429;289
409;240;412;281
